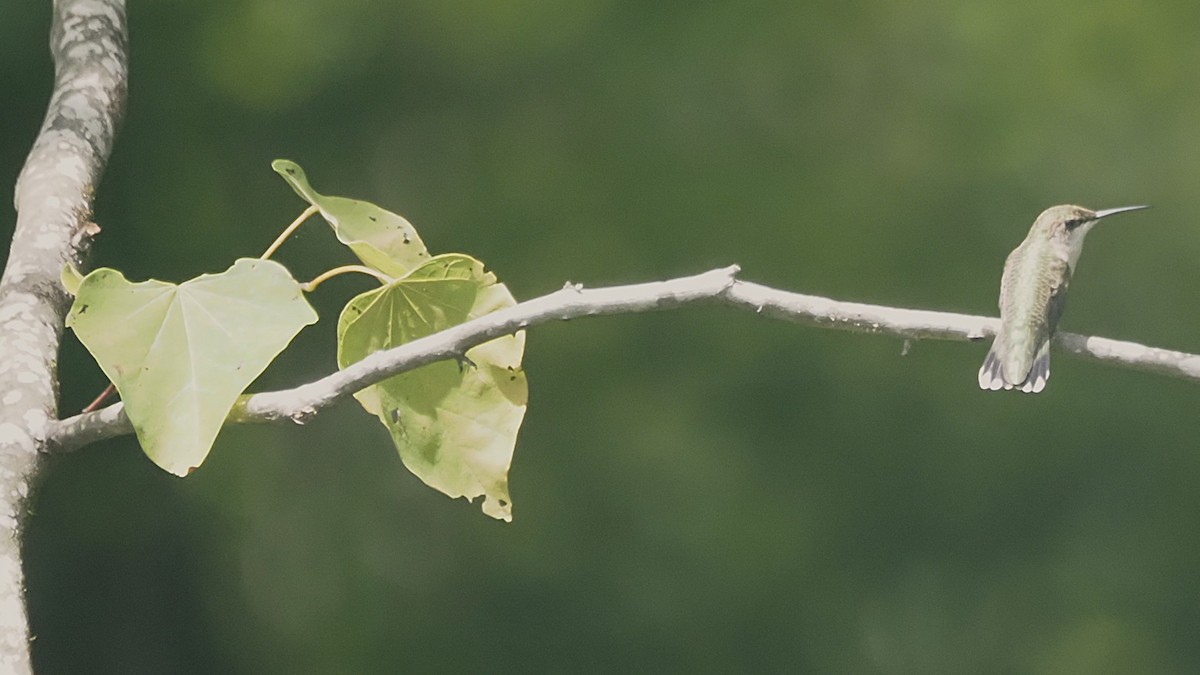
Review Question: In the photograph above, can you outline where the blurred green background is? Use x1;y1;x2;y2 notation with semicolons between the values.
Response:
4;1;1200;672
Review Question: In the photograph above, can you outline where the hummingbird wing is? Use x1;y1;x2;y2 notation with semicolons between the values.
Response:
978;244;1069;393
1018;274;1069;393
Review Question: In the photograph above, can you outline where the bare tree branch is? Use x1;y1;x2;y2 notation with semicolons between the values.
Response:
0;0;127;670
47;264;1200;454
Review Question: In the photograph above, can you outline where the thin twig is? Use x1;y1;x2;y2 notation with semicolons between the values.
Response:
46;265;1200;453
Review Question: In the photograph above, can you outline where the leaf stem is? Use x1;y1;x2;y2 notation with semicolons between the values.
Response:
303;265;394;292
81;382;116;413
261;204;319;260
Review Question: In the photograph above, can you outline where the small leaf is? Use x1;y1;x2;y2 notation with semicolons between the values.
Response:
61;264;84;296
338;254;527;521
66;258;318;476
272;159;429;277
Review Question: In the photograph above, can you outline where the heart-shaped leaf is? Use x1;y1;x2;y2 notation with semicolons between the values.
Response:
337;254;527;521
65;258;318;476
272;159;430;277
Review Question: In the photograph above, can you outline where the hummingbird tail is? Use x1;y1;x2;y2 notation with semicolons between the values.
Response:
978;338;1009;391
977;337;1051;393
1019;340;1050;394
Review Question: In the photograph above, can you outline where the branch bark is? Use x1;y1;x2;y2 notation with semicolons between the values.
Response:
48;265;1200;453
0;0;127;670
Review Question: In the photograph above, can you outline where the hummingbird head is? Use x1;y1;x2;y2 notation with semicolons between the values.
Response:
1032;203;1148;269
1033;204;1149;239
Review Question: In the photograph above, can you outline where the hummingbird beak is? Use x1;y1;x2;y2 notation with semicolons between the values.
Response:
1093;205;1150;220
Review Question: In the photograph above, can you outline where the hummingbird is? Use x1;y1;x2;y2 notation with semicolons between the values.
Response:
978;204;1148;393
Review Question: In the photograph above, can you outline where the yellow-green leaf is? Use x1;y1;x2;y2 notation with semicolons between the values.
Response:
272;159;429;277
61;264;84;296
337;254;527;521
65;258;318;476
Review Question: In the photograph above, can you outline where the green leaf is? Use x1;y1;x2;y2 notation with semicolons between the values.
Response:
66;258;318;476
61;264;84;296
272;159;430;277
337;254;528;521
